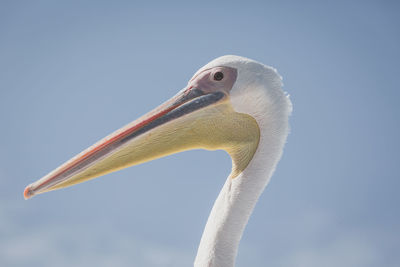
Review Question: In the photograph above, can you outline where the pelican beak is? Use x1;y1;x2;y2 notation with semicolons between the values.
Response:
24;67;260;199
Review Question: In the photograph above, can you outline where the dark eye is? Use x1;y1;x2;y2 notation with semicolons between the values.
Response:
213;71;224;81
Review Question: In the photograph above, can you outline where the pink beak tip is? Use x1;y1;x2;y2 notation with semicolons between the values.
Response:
24;185;34;200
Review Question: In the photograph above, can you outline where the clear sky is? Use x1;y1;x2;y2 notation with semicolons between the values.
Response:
1;1;399;266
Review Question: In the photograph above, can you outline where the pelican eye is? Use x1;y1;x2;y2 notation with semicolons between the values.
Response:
213;72;224;81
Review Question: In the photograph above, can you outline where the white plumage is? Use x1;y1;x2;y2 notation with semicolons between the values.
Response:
193;56;292;266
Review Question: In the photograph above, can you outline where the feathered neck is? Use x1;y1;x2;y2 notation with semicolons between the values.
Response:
194;60;292;267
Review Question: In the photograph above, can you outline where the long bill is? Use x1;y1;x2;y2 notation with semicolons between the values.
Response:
24;84;260;199
23;86;220;198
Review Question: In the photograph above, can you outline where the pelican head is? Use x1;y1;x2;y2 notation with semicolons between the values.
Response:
24;55;290;198
23;55;291;266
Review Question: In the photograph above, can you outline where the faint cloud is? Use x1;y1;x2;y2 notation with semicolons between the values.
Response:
279;209;399;267
282;231;379;267
0;217;192;267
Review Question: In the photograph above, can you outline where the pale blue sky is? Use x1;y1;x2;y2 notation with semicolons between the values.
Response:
1;1;399;266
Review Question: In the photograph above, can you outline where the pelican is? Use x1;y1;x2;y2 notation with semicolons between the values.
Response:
24;55;292;267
